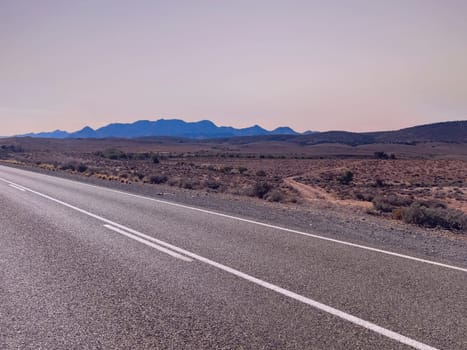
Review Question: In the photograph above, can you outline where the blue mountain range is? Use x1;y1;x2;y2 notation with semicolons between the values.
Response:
20;119;303;139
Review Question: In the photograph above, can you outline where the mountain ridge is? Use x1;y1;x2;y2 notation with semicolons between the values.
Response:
17;119;467;144
20;119;302;139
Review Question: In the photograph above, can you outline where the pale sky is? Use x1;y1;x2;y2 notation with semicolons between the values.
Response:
1;0;466;135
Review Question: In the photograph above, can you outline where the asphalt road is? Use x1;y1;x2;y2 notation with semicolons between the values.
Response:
0;165;466;349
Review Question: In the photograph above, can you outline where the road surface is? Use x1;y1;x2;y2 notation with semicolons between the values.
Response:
0;165;466;349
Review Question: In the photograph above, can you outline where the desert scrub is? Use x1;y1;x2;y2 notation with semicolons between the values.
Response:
149;175;168;184
94;149;128;160
220;166;233;174
59;161;87;172
0;144;24;153
372;195;413;213
204;179;221;190
253;181;272;198
338;170;354;185
266;190;284;202
238;166;248;174
77;163;88;173
95;149;160;161
400;202;467;232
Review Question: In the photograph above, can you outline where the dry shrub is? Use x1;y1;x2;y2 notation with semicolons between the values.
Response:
220;166;233;174
149;175;168;184
401;202;467;232
338;170;354;185
253;181;272;198
372;195;413;213
354;191;375;202
266;190;284;202
59;162;77;171
204;179;221;190
238;166;248;174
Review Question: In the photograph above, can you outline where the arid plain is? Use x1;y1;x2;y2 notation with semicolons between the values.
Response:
1;136;466;233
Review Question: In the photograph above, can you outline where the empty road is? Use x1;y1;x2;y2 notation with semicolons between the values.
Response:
0;165;466;349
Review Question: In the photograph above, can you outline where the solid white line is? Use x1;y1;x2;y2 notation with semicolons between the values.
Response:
8;183;26;192
4;169;463;273
0;176;441;350
104;224;192;262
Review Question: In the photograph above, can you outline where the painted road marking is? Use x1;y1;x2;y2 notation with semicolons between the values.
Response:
8;183;26;192
104;224;192;262
2;168;463;274
0;176;441;350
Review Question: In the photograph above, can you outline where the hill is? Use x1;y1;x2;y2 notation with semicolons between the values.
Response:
369;121;467;143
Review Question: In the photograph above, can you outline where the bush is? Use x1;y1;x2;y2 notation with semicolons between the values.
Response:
220;166;233;174
151;154;160;164
0;144;23;153
338;170;354;185
77;163;88;173
256;170;267;177
374;178;385;187
401;202;467;231
354;191;374;202
374;151;389;159
205;179;221;190
253;181;272;198
59;162;77;171
372;195;413;213
95;149;128;160
149;175;168;184
238;166;248;174
267;190;284;202
181;181;194;189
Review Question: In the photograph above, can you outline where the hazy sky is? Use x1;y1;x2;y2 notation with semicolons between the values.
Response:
1;0;466;135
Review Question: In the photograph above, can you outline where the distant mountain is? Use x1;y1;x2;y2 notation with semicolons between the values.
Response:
19;119;301;139
270;127;298;135
21;129;70;139
17;119;467;144
72;126;97;138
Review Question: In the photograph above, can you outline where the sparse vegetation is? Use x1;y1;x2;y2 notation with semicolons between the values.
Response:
77;163;88;173
338;170;354;185
253;181;272;198
1;144;24;153
400;202;467;231
374;151;396;160
1;137;466;232
372;195;414;213
267;190;284;202
149;175;168;184
238;166;248;174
